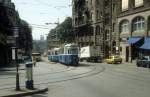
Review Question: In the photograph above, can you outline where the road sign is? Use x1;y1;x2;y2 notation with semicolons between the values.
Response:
7;36;16;44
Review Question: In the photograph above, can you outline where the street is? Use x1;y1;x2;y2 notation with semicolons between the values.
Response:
0;61;150;97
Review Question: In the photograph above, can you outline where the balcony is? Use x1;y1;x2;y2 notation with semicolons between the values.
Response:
120;32;130;38
132;30;145;37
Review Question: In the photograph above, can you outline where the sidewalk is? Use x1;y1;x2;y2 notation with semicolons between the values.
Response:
0;64;25;71
0;86;48;97
0;63;48;97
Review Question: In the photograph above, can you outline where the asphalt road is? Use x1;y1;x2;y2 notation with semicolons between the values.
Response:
1;61;150;97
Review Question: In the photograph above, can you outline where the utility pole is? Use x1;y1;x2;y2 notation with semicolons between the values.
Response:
13;26;20;91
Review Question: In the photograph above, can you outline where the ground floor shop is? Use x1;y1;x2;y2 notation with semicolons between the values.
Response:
120;37;150;62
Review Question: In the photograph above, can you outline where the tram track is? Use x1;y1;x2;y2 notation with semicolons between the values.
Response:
104;67;150;85
0;64;74;79
0;63;105;90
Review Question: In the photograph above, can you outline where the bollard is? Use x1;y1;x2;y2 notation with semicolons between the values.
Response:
25;62;34;90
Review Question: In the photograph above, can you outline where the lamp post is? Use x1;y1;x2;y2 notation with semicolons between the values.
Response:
12;26;20;91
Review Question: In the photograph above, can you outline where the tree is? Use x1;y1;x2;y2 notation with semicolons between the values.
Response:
19;20;33;56
48;17;74;44
57;17;74;43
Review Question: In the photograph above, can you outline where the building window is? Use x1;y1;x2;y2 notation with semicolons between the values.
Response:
113;3;116;12
91;12;93;21
133;17;144;32
105;0;109;7
91;0;92;5
96;26;100;35
122;0;129;11
96;10;100;20
112;23;115;32
135;0;143;7
121;20;129;33
96;0;99;5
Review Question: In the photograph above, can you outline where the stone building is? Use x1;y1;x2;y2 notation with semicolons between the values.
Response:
0;0;21;65
72;0;114;58
47;29;60;50
116;0;150;62
72;0;150;61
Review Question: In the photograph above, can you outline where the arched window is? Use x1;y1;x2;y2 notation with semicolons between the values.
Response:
132;17;144;32
120;20;129;33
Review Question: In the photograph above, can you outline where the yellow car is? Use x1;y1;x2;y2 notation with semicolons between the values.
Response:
106;55;122;64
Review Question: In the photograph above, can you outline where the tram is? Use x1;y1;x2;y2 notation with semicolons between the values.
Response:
48;43;79;66
48;48;60;62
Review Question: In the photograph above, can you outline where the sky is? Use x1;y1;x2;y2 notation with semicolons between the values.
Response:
11;0;72;40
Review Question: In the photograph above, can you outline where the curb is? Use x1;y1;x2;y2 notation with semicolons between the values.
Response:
1;88;48;97
0;68;25;71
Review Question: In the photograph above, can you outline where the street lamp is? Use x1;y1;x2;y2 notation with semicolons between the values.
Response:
12;26;20;91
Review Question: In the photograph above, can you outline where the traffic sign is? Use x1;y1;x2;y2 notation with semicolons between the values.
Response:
7;36;16;44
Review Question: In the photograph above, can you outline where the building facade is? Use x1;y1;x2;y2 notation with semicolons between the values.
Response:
72;0;114;58
116;0;150;62
0;0;21;65
47;29;60;50
73;0;150;61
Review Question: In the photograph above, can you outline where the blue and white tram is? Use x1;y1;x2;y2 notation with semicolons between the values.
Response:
48;48;60;62
48;43;79;66
60;43;79;65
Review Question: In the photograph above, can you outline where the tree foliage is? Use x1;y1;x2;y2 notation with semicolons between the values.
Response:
57;17;74;43
19;20;33;55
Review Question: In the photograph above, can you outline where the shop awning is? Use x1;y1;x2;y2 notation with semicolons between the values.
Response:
127;37;142;44
140;38;150;50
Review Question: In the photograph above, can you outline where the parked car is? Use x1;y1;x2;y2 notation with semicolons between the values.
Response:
136;56;150;68
105;55;122;64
